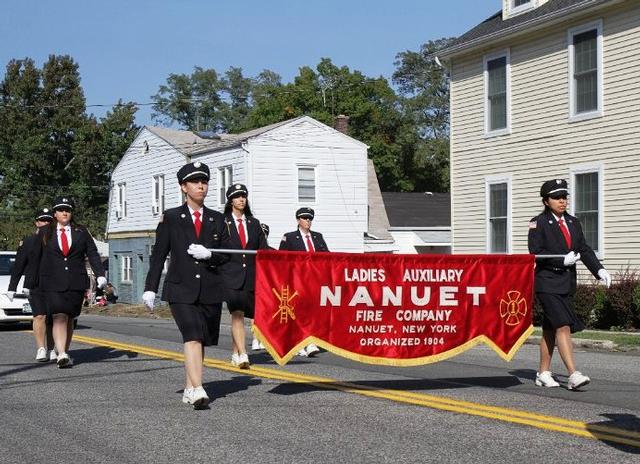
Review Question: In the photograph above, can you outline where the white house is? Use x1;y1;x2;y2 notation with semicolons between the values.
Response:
106;116;380;302
438;0;640;280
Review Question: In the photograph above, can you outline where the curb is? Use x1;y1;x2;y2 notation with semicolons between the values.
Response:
525;335;639;352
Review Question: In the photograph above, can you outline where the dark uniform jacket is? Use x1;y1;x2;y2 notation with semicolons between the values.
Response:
38;224;105;292
220;214;269;291
528;210;603;295
279;230;329;252
9;232;41;292
145;204;228;304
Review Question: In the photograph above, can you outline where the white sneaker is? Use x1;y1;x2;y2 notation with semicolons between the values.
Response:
568;371;590;390
251;338;262;351
56;352;72;368
49;350;58;362
535;371;560;388
191;386;210;409
182;387;194;404
305;344;320;357
297;349;308;357
35;347;48;362
231;353;240;367
237;353;250;369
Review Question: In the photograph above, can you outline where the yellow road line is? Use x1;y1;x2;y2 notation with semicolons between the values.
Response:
72;334;640;448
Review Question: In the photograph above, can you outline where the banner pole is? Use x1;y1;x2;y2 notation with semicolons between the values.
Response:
207;249;565;259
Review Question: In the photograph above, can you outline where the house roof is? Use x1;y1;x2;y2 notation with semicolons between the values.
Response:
145;116;326;156
366;160;393;241
439;0;617;58
381;192;451;228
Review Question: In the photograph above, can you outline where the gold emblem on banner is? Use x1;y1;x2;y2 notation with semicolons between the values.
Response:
499;291;527;326
272;285;298;324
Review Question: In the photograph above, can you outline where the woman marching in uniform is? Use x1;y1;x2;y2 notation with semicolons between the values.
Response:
7;208;55;362
221;184;268;368
528;179;611;390
38;197;106;368
143;162;228;409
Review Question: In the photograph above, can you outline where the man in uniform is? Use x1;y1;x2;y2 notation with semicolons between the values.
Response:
143;161;228;409
7;208;55;361
279;207;329;356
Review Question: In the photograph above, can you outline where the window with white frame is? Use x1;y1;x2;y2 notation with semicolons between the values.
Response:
116;183;127;219
218;166;233;205
298;166;316;202
152;175;165;215
121;255;132;283
486;178;511;253
484;51;510;136
571;166;602;254
508;0;534;17
568;21;603;120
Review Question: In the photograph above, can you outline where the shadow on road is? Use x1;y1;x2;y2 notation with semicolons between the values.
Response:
200;375;262;402
586;413;640;453
268;375;522;396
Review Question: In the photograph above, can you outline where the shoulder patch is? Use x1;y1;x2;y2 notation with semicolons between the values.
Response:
18;240;23;247
281;235;287;242
529;221;537;229
159;214;164;223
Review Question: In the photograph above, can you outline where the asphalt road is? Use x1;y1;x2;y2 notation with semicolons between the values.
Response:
1;314;639;463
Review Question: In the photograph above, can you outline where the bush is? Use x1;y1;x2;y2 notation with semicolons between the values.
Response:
535;269;640;330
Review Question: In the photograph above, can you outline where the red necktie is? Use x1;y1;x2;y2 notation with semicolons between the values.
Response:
305;234;315;252
237;218;247;249
60;228;69;256
193;211;201;239
558;218;572;248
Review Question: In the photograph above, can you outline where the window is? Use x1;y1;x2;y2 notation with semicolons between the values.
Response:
571;164;603;254
152;175;165;215
298;166;316;202
509;0;534;16
116;183;127;219
121;256;132;283
568;21;603;121
514;0;530;6
485;177;511;253
218;166;233;205
484;51;510;136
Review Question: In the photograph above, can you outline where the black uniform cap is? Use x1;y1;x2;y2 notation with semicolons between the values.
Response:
177;161;210;184
35;207;54;222
226;183;248;200
52;196;75;211
296;207;315;219
540;179;569;199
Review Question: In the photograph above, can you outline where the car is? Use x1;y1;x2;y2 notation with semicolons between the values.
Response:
0;251;33;325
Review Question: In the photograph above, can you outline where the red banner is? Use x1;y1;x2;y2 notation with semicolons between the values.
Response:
253;251;534;366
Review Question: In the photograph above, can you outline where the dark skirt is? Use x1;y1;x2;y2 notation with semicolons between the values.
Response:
225;287;255;319
170;303;222;346
28;289;48;317
536;293;584;333
45;290;85;318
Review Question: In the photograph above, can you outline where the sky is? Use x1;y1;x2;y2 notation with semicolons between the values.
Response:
1;0;499;126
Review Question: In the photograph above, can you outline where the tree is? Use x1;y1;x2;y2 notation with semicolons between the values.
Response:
393;38;455;192
0;55;138;248
151;67;225;132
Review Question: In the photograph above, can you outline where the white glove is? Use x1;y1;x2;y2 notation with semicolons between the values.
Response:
563;251;581;266
187;244;212;260
143;291;156;311
23;288;30;297
6;291;15;302
598;269;612;288
96;276;108;289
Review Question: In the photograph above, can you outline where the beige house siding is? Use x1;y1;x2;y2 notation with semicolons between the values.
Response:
450;1;640;277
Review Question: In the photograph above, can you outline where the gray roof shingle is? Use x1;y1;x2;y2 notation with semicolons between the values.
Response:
382;192;451;228
440;0;614;57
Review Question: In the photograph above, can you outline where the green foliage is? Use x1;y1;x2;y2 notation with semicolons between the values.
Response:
0;55;138;248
